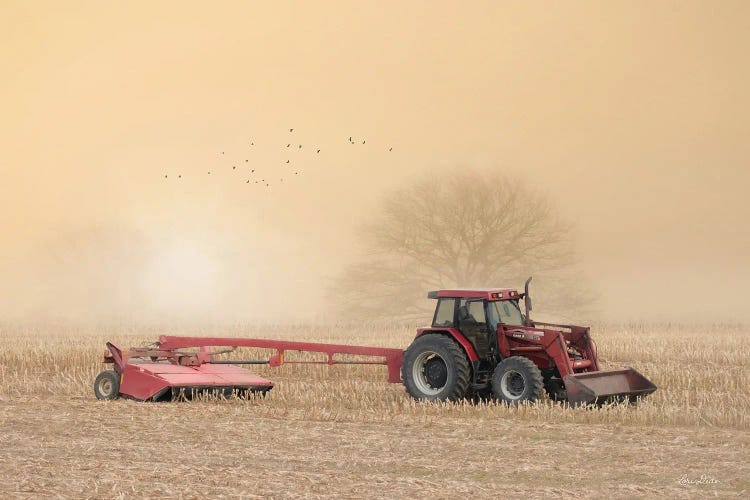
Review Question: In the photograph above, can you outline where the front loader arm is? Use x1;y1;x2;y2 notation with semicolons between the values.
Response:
498;326;580;378
498;324;656;405
526;322;601;372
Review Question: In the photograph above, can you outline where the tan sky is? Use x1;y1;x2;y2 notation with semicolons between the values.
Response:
1;1;748;324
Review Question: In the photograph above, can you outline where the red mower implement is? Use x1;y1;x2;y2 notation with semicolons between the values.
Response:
95;339;402;402
95;278;656;406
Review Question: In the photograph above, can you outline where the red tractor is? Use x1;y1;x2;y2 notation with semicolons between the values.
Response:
401;278;656;405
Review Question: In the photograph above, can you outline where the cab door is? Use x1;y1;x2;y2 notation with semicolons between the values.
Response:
457;299;490;359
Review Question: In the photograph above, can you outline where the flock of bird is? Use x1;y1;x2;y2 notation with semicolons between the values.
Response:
164;128;393;189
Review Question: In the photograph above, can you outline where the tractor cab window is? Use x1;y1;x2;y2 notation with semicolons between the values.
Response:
487;300;524;327
432;298;457;327
458;299;486;325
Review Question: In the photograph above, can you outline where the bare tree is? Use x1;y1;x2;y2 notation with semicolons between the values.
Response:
331;169;595;322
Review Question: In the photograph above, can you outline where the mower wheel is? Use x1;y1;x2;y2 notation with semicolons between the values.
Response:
93;370;120;400
491;356;545;404
402;335;471;402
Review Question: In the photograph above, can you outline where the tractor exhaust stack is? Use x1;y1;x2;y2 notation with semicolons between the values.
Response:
522;276;533;326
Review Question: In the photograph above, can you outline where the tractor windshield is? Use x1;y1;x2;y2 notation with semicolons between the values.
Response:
487;300;524;327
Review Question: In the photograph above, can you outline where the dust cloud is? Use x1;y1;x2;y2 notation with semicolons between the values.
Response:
1;1;748;325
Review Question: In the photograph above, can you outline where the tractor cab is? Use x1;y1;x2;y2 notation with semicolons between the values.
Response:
428;288;525;360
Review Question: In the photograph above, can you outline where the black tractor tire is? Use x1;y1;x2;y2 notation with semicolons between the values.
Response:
491;356;545;404
402;335;471;402
93;370;120;400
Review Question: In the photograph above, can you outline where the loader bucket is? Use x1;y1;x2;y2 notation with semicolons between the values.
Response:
563;368;657;406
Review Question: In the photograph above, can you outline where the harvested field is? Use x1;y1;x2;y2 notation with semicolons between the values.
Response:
0;322;748;498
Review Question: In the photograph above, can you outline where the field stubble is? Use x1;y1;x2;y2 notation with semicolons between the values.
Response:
0;322;748;498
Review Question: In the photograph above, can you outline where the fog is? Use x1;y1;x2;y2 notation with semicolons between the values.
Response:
1;1;748;324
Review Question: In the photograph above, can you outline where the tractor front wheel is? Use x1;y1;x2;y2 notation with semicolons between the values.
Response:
402;335;471;402
491;356;545;404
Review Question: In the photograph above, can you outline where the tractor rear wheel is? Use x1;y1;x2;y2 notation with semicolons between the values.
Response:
491;356;545;404
402;335;471;402
93;370;120;400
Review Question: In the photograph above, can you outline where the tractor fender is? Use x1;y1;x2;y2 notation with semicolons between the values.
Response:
414;328;479;362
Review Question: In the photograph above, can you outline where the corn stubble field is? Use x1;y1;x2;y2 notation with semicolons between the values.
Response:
0;322;748;498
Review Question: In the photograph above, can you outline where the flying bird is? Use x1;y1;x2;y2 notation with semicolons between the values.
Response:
233;166;236;170
348;136;352;143
298;144;302;149
164;175;168;178
208;171;211;174
246;180;250;183
287;144;290;147
245;159;248;162
362;140;365;144
389;147;393;151
316;149;320;153
289;128;293;132
286;160;290;163
251;169;255;173
178;175;182;178
250;142;254;145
